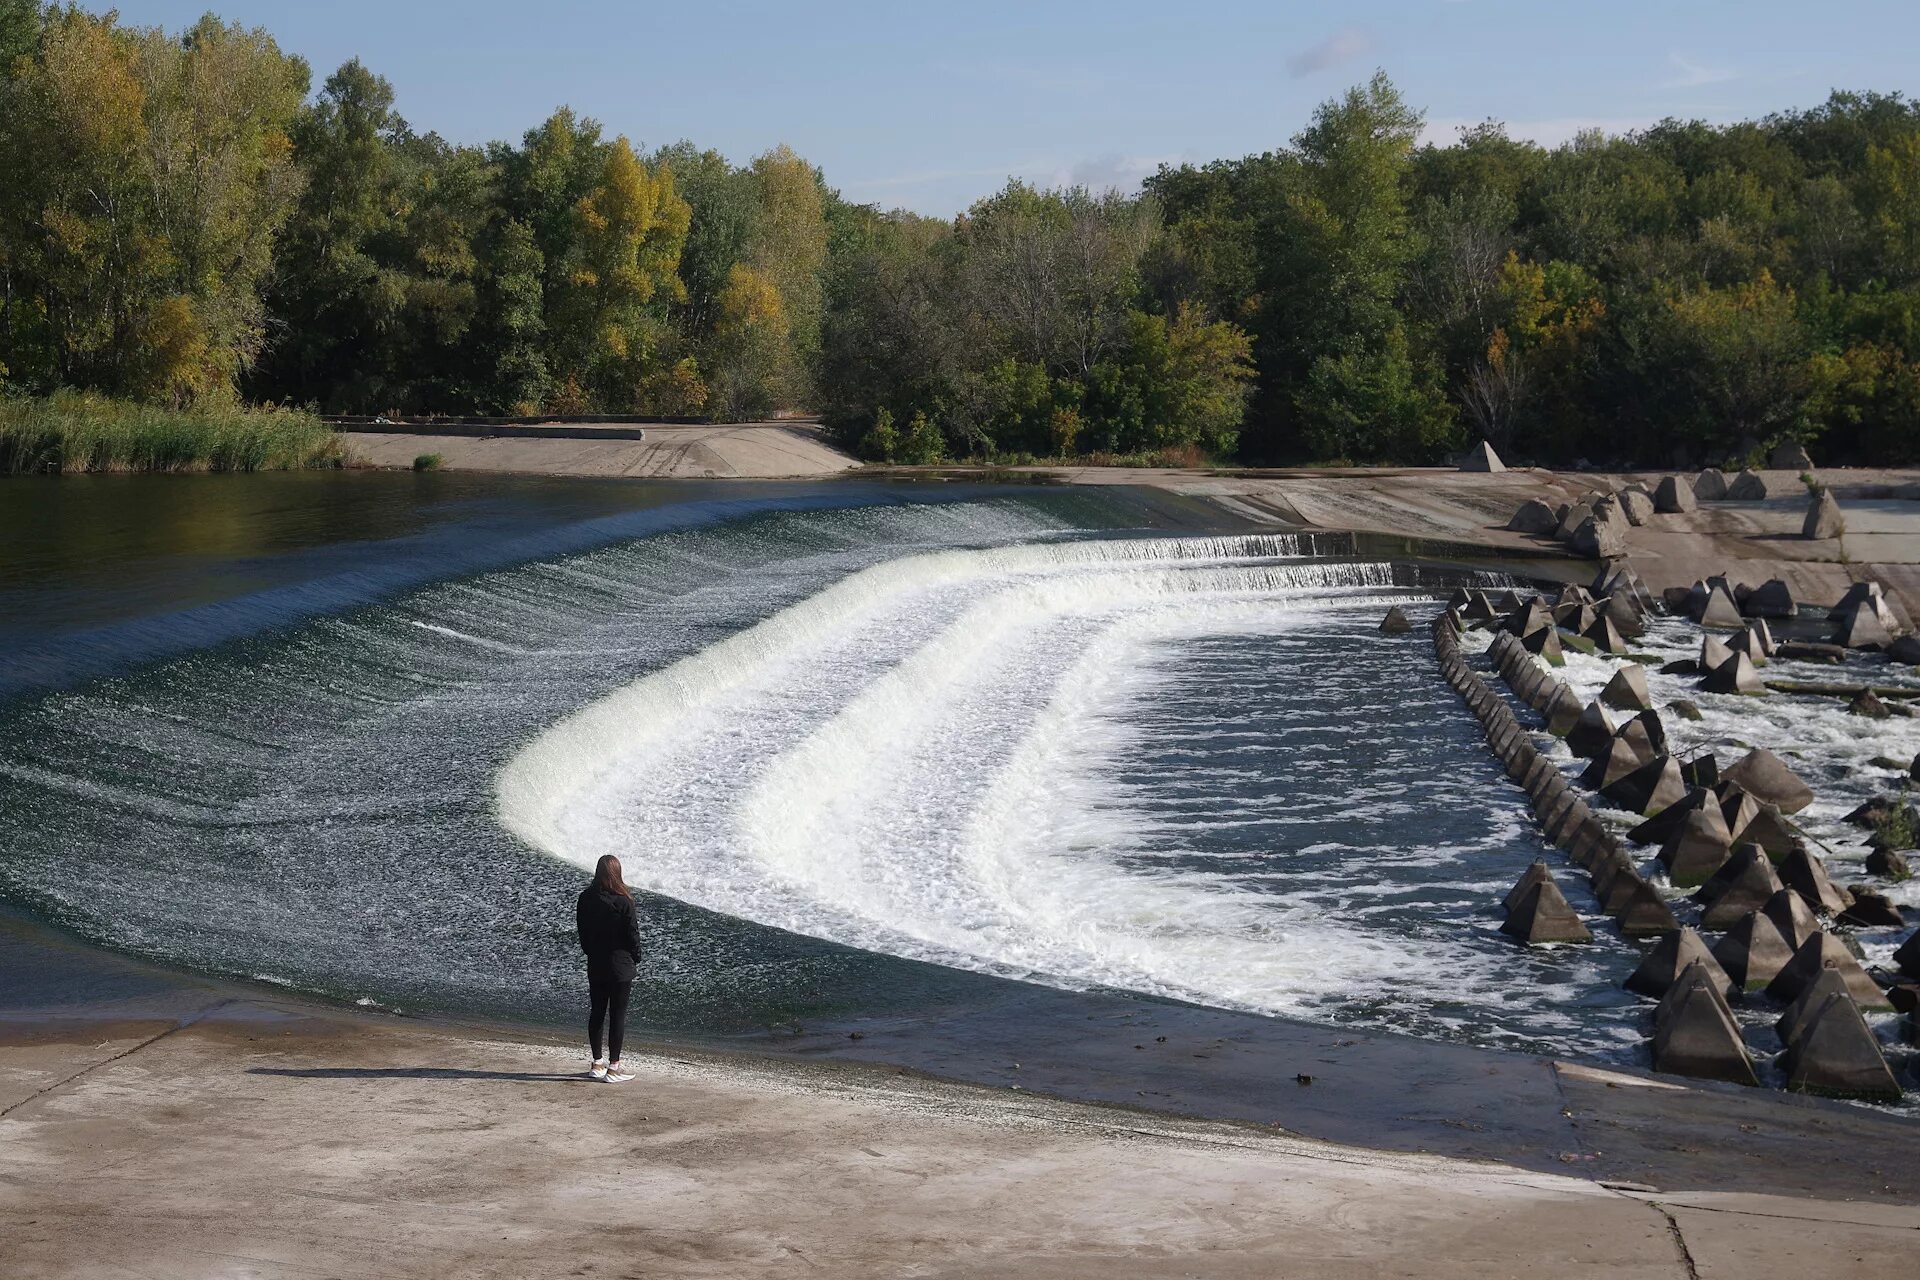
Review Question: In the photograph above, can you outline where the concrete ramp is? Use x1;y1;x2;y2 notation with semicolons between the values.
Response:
341;421;861;479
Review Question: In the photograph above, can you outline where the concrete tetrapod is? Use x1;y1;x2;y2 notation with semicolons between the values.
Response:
1542;683;1585;736
1700;633;1735;672
1726;624;1770;666
1614;881;1681;937
1600;754;1687;817
1760;889;1822;952
1696;583;1745;628
1780;984;1903;1102
1833;600;1895;650
1503;862;1553;912
1654;475;1697;514
1580;738;1651;792
1625;927;1733;1000
1778;845;1853;916
1504;598;1555;638
1727;469;1768;500
1828;581;1897;626
1701;649;1766;695
1657;806;1735;888
1519;625;1565;666
1554;502;1595;542
1738;802;1797;860
1581;615;1627;654
1501;877;1593;946
1553;601;1596;632
1600;665;1653;712
1741;579;1796;619
1569;517;1624;560
1506;500;1559;534
1721;749;1815;815
1460;440;1506;472
1712;911;1798;991
1565;702;1619;759
1618;487;1656;525
1696;846;1786;929
1600;592;1647;640
1765;932;1892;1010
1802;488;1845;540
1652;962;1759;1087
1379;606;1413;634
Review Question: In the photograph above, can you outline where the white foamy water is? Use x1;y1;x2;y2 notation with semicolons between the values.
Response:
499;536;1623;1042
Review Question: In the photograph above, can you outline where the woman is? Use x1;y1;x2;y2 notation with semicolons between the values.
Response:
575;854;643;1083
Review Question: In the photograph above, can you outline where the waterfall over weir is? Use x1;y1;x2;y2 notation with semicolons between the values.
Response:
0;488;1645;1058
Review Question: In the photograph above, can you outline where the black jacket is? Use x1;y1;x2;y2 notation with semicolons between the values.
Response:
576;886;642;982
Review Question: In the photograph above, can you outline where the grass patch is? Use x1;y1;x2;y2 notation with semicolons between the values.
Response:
0;392;344;474
412;452;444;472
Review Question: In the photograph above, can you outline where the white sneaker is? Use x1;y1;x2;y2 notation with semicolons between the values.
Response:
588;1060;608;1081
604;1063;634;1084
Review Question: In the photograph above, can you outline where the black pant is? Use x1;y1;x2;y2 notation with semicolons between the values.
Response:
588;971;633;1063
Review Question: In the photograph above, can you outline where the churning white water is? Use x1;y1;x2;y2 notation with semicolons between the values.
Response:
498;535;1612;1038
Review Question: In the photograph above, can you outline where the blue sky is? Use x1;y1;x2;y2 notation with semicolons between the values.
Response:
127;1;1919;215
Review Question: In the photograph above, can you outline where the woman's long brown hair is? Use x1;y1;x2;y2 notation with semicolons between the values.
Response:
593;854;631;899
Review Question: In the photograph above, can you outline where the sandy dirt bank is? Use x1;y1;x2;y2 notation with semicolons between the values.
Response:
6;999;1918;1280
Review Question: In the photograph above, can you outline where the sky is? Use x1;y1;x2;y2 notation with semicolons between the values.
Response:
124;0;1920;216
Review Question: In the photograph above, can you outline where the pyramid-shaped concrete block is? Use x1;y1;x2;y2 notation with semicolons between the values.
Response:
1781;986;1902;1101
1629;788;1712;847
1566;701;1618;759
1701;649;1765;695
1760;889;1821;952
1737;802;1796;859
1503;862;1553;912
1727;469;1768;500
1693;468;1729;500
1504;598;1555;637
1582;615;1627;654
1833;600;1894;650
1652;963;1758;1086
1626;927;1732;999
1555;502;1595;542
1601;754;1687;817
1712;910;1797;990
1698;846;1785;929
1716;785;1759;845
1802;488;1845;539
1727;625;1770;666
1700;633;1735;671
1506;499;1558;533
1697;583;1744;628
1501;877;1593;945
1520;624;1565;666
1828;581;1894;624
1721;749;1814;814
1569;516;1625;560
1379;606;1413;634
1654;475;1697;513
1614;881;1681;937
1765;932;1891;1010
1618;487;1656;525
1600;665;1653;712
1460;440;1506;472
1742;579;1796;618
1580;738;1650;792
1554;601;1598;632
1601;592;1647;639
1779;845;1852;916
1543;683;1584;735
1657;808;1735;887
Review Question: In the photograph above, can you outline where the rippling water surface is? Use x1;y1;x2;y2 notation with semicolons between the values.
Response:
5;478;1915;1079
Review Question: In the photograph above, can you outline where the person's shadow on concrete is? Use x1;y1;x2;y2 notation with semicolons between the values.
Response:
248;1067;588;1083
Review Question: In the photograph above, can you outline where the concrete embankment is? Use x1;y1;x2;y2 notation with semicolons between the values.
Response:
342;419;861;479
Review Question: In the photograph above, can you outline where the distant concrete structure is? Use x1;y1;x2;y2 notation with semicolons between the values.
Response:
1459;440;1506;472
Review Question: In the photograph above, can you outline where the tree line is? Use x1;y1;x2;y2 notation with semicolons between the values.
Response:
2;4;1918;467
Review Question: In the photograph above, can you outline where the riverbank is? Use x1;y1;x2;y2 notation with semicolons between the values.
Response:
0;394;344;474
6;919;1919;1280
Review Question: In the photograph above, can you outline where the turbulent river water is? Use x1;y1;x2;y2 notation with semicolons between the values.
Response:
3;476;1917;1081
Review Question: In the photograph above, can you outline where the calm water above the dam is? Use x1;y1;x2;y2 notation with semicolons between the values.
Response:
2;474;1916;1091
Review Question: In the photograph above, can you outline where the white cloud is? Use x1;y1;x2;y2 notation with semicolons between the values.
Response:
1288;26;1375;78
1664;53;1736;89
